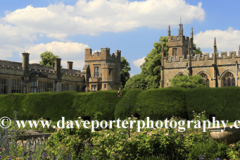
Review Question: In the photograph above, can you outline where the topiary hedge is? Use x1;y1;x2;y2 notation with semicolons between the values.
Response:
185;87;240;122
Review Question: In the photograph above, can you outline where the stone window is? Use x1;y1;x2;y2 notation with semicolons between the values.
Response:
0;78;7;94
104;84;106;88
47;82;53;92
12;79;21;93
38;81;47;93
31;81;37;93
222;72;235;87
94;67;99;77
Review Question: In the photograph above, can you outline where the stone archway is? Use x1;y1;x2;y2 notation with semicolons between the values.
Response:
199;72;209;86
222;72;235;87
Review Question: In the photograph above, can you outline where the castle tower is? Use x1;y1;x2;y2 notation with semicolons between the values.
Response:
84;47;121;91
167;23;191;58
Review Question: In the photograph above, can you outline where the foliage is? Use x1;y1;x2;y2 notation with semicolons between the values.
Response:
1;111;240;159
124;74;147;90
45;120;92;159
169;74;208;89
121;57;131;89
192;43;202;56
40;51;59;67
3;88;240;123
139;36;168;89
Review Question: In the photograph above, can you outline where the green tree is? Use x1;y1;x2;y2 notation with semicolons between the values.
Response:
192;43;202;56
124;74;147;89
121;57;131;88
140;36;169;89
169;74;208;88
40;51;59;67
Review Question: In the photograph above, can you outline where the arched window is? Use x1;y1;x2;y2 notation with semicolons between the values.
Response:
232;78;235;86
224;79;227;87
222;72;235;87
199;73;209;86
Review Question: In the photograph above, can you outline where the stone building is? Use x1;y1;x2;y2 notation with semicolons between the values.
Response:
160;23;240;88
0;47;121;94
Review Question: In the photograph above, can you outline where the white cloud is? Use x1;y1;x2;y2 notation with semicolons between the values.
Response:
1;0;205;38
133;57;145;68
194;27;240;53
24;41;89;70
0;0;205;62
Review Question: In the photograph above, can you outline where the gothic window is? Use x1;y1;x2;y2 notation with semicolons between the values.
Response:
222;72;235;87
228;78;231;86
224;79;227;87
199;73;209;86
232;78;235;86
94;67;99;77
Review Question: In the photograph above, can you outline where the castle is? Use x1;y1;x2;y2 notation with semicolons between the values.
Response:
160;23;240;88
0;47;121;94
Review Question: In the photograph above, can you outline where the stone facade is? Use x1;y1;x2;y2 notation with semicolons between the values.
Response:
0;47;121;94
161;24;240;88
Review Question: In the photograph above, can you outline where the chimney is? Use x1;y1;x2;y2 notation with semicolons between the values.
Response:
67;61;73;70
22;52;29;70
55;58;62;79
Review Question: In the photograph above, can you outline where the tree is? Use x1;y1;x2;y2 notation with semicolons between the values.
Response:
169;74;208;88
121;57;131;88
40;51;59;67
124;74;147;89
192;43;202;56
140;36;168;89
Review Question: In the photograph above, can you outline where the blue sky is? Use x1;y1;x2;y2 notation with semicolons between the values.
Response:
0;0;240;76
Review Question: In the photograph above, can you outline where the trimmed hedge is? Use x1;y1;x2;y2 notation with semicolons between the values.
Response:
136;88;187;120
185;87;240;122
114;89;143;120
1;87;240;122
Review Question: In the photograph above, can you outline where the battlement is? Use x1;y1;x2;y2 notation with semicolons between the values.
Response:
85;48;121;62
218;51;239;59
163;50;240;69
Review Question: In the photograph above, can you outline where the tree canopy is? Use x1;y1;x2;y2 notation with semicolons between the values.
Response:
125;35;202;89
40;51;59;67
124;74;146;90
169;74;208;88
120;57;131;88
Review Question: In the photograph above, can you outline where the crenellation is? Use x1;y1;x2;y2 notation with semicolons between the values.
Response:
229;51;237;57
85;47;121;62
219;52;227;58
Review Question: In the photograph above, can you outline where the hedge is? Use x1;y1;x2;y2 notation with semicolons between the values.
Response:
0;87;239;122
